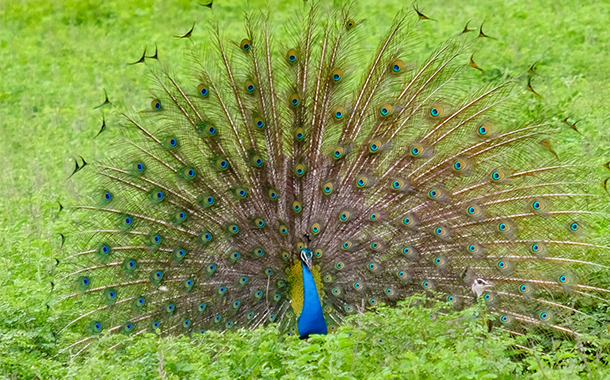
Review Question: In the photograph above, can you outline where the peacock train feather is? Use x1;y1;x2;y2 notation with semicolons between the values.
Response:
58;1;610;353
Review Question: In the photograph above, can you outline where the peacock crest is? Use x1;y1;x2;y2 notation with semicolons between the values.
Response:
58;0;610;352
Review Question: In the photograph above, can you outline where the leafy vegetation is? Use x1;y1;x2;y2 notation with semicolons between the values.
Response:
1;0;609;378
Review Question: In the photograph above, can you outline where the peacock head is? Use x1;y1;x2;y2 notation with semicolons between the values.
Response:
471;278;494;297
300;248;313;270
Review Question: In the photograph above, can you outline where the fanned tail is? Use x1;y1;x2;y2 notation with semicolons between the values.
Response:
58;1;610;353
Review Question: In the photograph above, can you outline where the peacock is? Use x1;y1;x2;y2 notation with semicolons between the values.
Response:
58;0;610;353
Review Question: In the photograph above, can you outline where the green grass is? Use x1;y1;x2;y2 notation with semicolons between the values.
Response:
1;0;610;378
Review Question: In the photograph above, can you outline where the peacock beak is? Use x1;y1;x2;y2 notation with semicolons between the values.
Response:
304;256;313;270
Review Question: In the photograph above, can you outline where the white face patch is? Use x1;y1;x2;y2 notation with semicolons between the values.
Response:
300;249;313;269
471;278;494;297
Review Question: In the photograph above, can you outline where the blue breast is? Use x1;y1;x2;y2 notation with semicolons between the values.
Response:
297;262;327;339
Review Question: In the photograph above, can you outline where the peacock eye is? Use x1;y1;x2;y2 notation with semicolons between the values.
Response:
151;99;162;110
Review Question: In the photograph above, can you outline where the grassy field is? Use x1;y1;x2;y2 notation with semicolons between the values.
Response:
1;0;610;378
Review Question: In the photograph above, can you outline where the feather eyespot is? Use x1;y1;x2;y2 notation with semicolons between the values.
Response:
133;296;146;307
379;104;392;117
150;270;164;285
465;204;484;218
314;249;323;258
397;271;410;281
244;80;256;94
294;163;306;177
97;243;112;260
335;261;345;270
253;115;265;129
467;242;485;259
311;223;321;234
367;263;379;272
341;241;353;250
433;226;450;240
490;169;509;183
286;48;298;63
428;104;444;118
452;158;471;173
122;323;134;335
173;248;187;261
197;83;209;97
228;251;241;263
558;273;575;286
500;315;514;324
279;224;288;236
179;166;197;180
101;190;113;203
294;127;305;141
569;221;581;232
292;200;302;213
267;188;278;200
338;210;351;222
197;121;217;137
433;257;445;266
213;157;229;171
217;286;227;296
322;181;334;195
149;233;163;246
252;217;265;228
227;224;240;235
529;242;547;257
162;136;179;150
477;122;493;137
151;99;162;111
104;288;117;303
332;146;345;159
240;38;251;51
346;19;355;30
538;311;553;322
356;176;369;188
331;68;343;83
183;279;194;290
289;93;300;107
199;231;213;245
250;154;264;167
369;140;382;153
401;213;419;228
495;259;513;273
391;60;404;73
77;276;91;291
518;284;534;295
334;107;345;120
172;210;188;224
422;281;433;289
130;161;146;175
90;321;103;334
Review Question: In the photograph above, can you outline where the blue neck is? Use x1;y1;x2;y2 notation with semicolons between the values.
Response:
297;262;327;339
